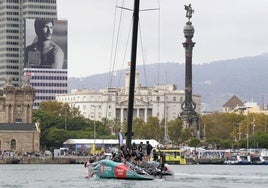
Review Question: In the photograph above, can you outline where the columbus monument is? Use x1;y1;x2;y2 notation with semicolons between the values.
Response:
179;4;200;138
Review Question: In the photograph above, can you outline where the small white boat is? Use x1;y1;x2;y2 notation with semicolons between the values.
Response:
224;150;251;165
260;149;268;165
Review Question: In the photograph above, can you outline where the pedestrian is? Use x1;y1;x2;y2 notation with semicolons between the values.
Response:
159;151;166;177
152;149;159;161
146;141;153;161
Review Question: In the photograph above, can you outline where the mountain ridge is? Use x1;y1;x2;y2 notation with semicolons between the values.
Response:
68;53;268;111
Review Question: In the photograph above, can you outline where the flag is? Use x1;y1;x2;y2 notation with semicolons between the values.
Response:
25;71;31;77
118;131;123;147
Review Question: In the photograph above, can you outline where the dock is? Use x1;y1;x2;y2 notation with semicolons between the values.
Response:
0;156;90;164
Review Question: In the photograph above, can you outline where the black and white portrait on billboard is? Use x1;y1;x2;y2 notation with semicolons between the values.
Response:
25;19;68;69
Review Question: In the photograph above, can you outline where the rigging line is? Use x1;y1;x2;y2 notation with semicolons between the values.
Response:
106;0;125;119
116;6;132;11
138;21;148;87
138;3;161;88
108;0;119;89
108;0;125;89
140;8;160;12
116;6;160;12
117;19;133;89
106;0;118;120
157;0;161;88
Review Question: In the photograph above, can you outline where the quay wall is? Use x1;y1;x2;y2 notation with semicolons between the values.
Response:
0;156;90;164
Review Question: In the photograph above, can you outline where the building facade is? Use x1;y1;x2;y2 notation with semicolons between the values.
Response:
222;95;266;115
24;68;67;109
0;0;67;109
0;76;35;123
0;0;58;87
56;71;201;123
0;76;40;154
0;123;40;155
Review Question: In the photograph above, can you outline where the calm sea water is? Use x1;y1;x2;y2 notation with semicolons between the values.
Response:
0;164;267;188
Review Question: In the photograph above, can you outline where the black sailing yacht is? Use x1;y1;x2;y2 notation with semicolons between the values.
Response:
86;0;174;180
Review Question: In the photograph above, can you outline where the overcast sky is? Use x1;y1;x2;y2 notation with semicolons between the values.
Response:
57;0;268;77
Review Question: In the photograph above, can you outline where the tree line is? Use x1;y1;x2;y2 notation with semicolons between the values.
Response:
33;101;268;150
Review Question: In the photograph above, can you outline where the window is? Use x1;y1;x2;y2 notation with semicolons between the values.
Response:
10;139;16;150
15;118;22;123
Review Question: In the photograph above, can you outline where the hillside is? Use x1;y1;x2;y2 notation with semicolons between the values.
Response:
68;53;268;111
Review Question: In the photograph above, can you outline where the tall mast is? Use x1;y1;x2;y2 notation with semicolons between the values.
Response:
126;0;140;149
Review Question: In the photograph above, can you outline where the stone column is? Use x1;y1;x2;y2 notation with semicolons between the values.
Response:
120;108;124;123
145;108;148;122
137;108;140;118
11;105;14;123
179;4;200;138
28;105;33;123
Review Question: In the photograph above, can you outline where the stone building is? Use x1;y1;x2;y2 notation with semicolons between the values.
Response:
222;95;244;113
0;77;40;155
56;71;201;123
223;95;266;115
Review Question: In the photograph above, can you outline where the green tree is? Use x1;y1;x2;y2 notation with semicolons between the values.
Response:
143;117;163;141
95;120;111;138
181;128;192;142
205;137;220;149
201;112;245;140
33;101;90;149
220;139;232;149
46;128;70;149
188;138;201;147
133;118;145;139
168;118;183;144
104;118;121;136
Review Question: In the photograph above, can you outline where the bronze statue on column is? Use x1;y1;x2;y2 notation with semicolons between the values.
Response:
179;4;200;138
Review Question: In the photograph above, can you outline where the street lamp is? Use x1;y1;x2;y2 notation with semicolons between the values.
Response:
64;107;67;131
91;105;97;154
237;123;242;141
253;120;256;148
246;126;249;149
265;110;267;133
59;107;67;130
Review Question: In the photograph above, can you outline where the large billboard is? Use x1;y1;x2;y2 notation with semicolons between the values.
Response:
24;19;68;69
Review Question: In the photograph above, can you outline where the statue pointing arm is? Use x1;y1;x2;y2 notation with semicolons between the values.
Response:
184;4;194;20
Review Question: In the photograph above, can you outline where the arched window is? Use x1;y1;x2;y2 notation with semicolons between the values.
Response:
10;139;16;150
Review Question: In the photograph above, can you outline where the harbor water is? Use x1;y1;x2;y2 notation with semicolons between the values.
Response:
0;164;267;188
